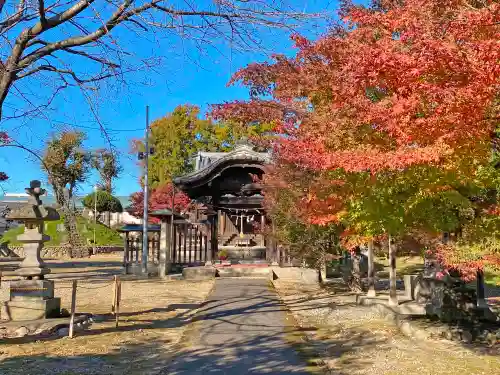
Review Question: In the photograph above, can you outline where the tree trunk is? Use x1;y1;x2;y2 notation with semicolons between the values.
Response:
367;239;376;297
55;186;83;257
476;269;487;308
388;235;398;306
341;251;350;284
62;205;80;249
349;247;362;292
317;250;327;283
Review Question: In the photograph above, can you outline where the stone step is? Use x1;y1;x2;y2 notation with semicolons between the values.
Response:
182;266;272;280
216;267;271;278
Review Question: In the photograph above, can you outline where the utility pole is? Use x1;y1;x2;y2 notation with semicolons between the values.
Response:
93;185;98;255
170;184;175;264
141;106;150;274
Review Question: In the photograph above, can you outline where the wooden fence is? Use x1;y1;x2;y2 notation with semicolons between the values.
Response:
123;233;161;269
122;222;211;271
172;223;210;265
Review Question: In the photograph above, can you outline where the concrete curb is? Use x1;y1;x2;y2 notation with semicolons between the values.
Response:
269;280;326;372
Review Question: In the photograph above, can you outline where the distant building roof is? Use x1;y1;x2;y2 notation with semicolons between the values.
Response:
117;224;160;232
0;195;132;209
149;209;185;219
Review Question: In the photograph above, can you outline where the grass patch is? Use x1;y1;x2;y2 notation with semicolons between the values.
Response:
1;215;122;246
485;268;500;286
375;256;424;279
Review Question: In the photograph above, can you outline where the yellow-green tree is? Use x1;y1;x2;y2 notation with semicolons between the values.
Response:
134;104;273;187
42;131;91;248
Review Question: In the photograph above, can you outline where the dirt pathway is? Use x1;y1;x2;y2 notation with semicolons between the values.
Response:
165;278;312;374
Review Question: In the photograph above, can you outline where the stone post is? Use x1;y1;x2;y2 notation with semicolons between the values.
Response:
261;214;266;247
3;180;61;321
476;270;487;308
319;262;327;283
367;239;376;297
205;225;213;265
269;221;279;266
159;218;172;277
123;232;130;274
388;235;398;306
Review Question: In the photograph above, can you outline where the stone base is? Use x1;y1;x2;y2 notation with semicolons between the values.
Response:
216;267;271;278
4;297;61;321
124;262;158;277
12;267;50;278
356;295;426;315
0;314;92;339
219;246;266;261
270;267;319;285
183;266;217;280
9;279;55;300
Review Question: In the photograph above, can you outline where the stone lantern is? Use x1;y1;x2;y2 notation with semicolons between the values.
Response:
3;180;61;321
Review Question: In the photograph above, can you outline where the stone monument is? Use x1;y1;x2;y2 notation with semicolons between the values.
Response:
3;180;61;321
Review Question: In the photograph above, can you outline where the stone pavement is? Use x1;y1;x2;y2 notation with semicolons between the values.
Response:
165;278;311;374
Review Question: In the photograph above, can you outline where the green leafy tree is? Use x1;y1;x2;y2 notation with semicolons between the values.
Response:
91;150;121;193
83;190;123;227
42;131;91;248
133;104;274;187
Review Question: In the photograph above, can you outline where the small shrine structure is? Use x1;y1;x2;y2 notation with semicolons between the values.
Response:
123;140;293;277
173;139;277;264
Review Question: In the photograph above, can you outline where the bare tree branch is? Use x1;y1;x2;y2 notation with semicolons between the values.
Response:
38;0;48;26
25;40;120;67
15;64;117;84
0;0;28;32
0;0;319;121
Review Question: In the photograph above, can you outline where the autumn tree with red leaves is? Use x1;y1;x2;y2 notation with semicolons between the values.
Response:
213;0;500;282
130;183;191;222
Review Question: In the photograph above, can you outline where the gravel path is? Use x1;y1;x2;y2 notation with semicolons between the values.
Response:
0;279;214;375
273;280;500;375
165;278;311;374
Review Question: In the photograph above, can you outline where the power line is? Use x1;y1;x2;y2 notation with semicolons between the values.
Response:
44;119;144;133
72;124;144;132
65;124;144;133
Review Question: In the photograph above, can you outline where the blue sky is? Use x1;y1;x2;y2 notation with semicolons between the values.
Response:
0;0;362;197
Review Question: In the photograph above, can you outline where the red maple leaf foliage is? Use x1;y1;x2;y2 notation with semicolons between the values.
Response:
0;132;10;144
213;0;500;279
214;0;499;174
0;132;10;182
130;183;191;222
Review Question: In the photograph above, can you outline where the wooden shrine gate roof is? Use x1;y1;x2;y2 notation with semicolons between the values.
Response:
173;142;271;200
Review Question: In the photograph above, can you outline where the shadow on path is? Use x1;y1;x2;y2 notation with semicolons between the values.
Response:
164;278;383;374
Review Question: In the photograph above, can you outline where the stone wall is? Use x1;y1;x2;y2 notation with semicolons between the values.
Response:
5;245;123;259
93;246;124;254
8;246;72;259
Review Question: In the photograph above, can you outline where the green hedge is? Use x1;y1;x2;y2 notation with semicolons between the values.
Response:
1;215;122;246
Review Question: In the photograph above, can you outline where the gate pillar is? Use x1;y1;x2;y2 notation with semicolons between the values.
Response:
159;217;172;277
